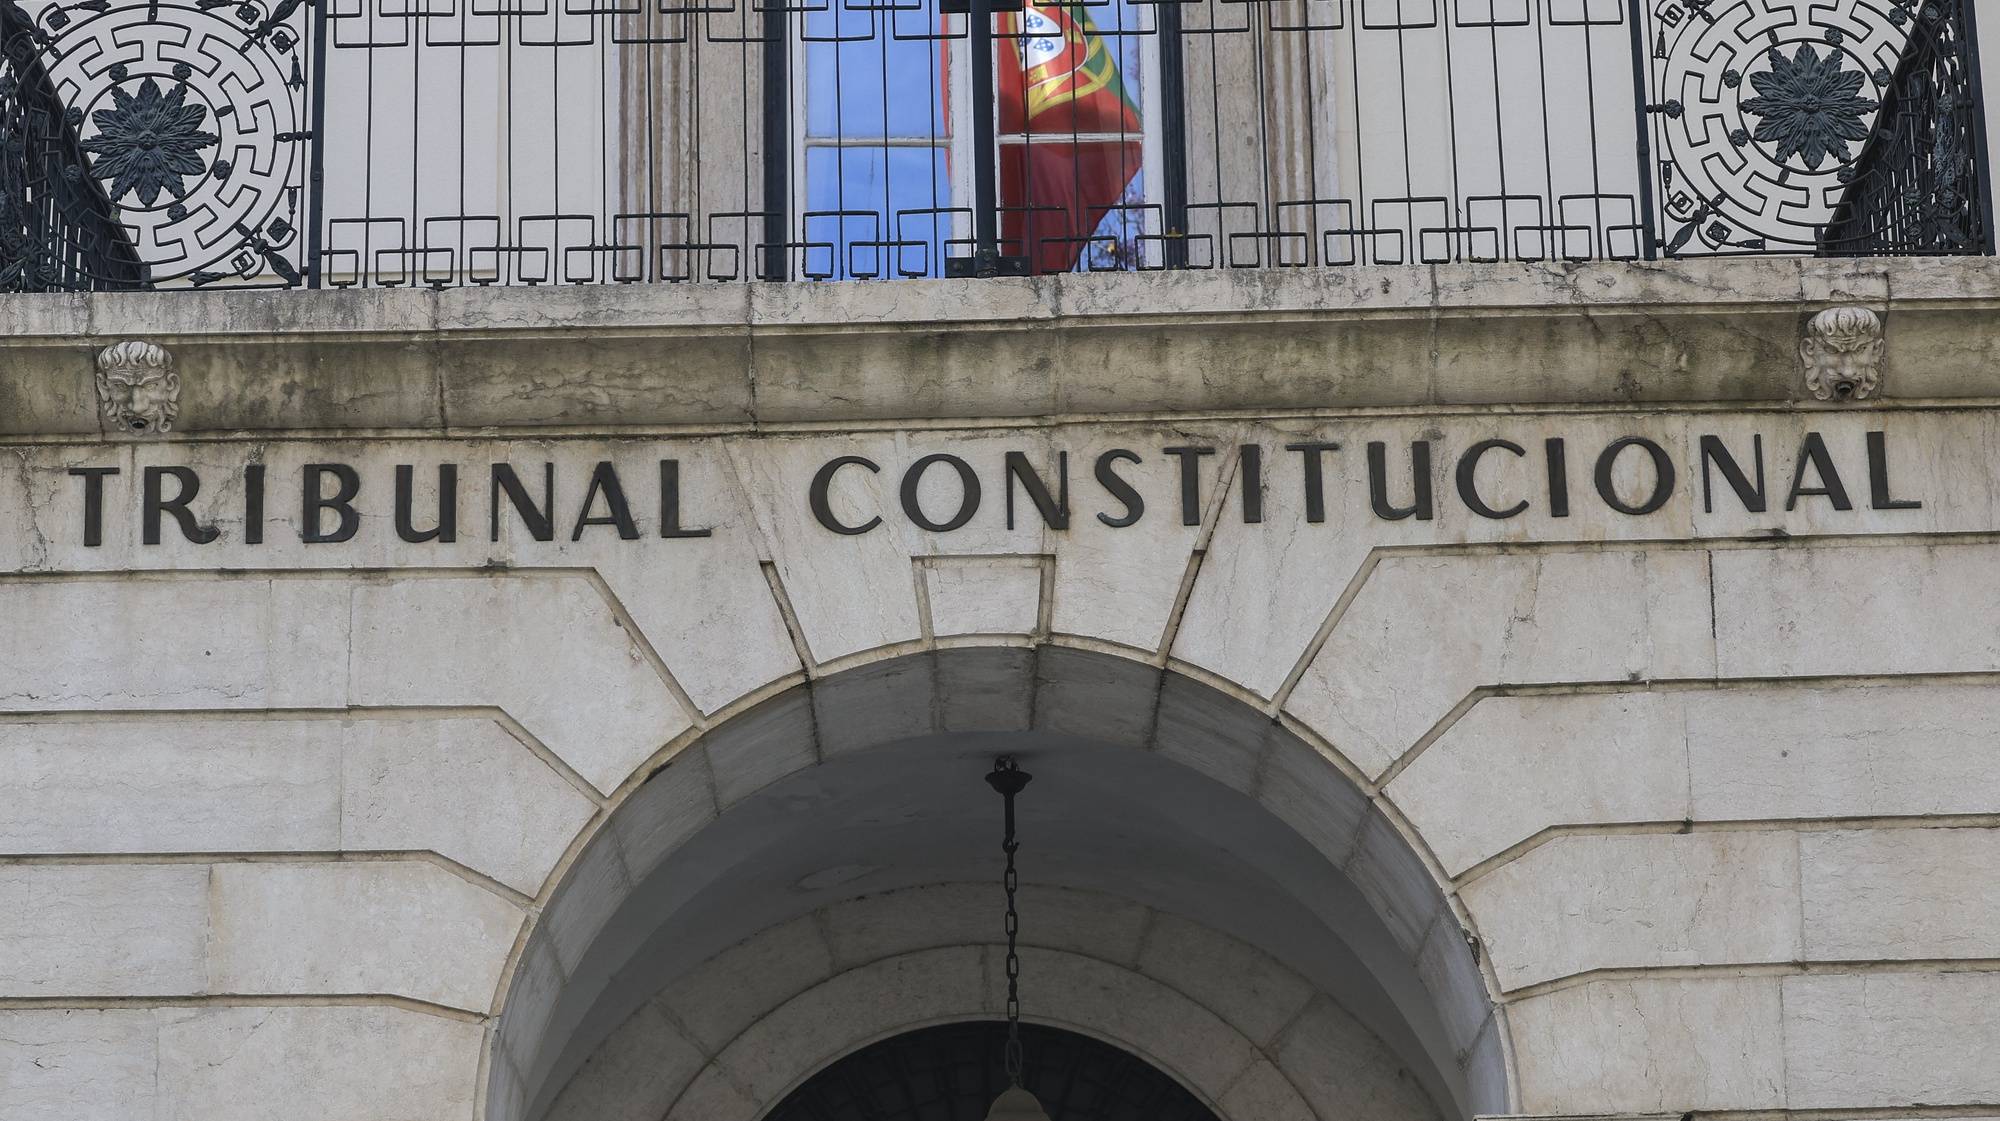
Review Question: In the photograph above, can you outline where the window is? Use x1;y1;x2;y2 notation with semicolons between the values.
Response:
791;0;1160;278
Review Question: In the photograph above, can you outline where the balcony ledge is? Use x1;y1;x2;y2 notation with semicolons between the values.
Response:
3;256;1998;439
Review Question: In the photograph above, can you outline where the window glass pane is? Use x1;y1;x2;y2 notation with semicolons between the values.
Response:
805;0;950;139
804;145;951;278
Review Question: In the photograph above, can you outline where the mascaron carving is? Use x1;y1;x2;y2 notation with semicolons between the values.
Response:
1800;306;1884;402
95;340;181;435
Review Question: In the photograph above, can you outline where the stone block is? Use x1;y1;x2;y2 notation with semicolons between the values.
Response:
1800;829;2000;961
0;577;346;711
1713;542;2000;680
610;749;719;880
340;717;599;895
1152;673;1280;796
206;861;524;1012
659;914;835;1054
0;865;207;996
1687;682;2000;822
1345;809;1448;960
0;718;342;855
728;435;925;663
934;646;1036;732
1288;549;1714;779
539;830;635;975
1024;947;1259;1102
924;556;1043;637
348;575;690;793
1508;977;1786;1113
542;1000;708;1121
810;656;936;759
1215;1060;1319;1121
1388;691;1689;876
154;1005;485;1121
1463;832;1801;992
1048;424;1226;655
712;947;988;1105
0;1009;159;1121
1031;644;1162;747
1257;735;1371;867
1138;912;1314;1048
1412;918;1493;1061
1275;996;1444;1121
1783;972;2000;1108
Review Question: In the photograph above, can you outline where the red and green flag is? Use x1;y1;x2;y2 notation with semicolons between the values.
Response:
997;2;1143;273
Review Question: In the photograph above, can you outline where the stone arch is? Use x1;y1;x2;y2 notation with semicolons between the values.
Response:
541;885;1449;1121
488;645;1507;1121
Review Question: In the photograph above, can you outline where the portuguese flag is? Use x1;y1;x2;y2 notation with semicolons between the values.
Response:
997;2;1143;273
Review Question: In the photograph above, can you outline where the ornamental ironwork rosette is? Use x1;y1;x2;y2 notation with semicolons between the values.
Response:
0;0;312;289
1643;0;1985;256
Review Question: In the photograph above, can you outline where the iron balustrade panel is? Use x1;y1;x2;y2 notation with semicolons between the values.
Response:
0;0;317;289
0;0;1989;289
1640;0;1992;259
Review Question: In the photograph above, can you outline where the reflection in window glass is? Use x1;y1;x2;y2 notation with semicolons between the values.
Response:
797;0;1152;278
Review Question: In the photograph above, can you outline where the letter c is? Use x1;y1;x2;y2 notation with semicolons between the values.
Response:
809;456;883;535
1456;439;1529;520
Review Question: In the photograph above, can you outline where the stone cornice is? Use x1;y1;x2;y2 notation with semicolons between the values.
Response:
3;256;1997;437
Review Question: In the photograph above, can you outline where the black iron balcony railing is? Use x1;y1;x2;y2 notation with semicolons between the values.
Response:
1;0;1992;291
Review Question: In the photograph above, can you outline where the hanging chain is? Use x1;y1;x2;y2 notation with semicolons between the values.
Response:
987;756;1032;1088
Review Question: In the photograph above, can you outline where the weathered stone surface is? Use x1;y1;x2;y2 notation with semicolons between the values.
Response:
713;947;992;1105
1389;691;1689;875
1463;832;1801;991
0;1010;161;1121
10;260;2000;437
1687;682;2000;822
924;555;1043;637
155;1006;485;1121
1288;549;1714;778
0;577;348;710
0;719;343;854
1215;1060;1318;1121
339;718;598;895
1274;996;1444;1121
348;576;690;792
1713;542;2000;680
543;1000;708;1121
1508;977;1787;1113
1783;972;2000;1108
206;861;524;1011
658;914;835;1054
1800;829;2000;961
0;865;208;996
1138;912;1315;1049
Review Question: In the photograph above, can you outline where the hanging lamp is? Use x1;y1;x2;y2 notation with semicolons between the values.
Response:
983;757;1052;1121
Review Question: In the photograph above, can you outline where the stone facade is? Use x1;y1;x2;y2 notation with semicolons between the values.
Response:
2;258;1999;1121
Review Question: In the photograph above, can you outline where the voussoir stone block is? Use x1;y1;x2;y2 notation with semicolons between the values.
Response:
1508;976;1786;1114
1462;832;1802;991
1388;690;1689;876
339;717;599;895
348;576;690;793
205;861;525;1012
1287;549;1714;779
